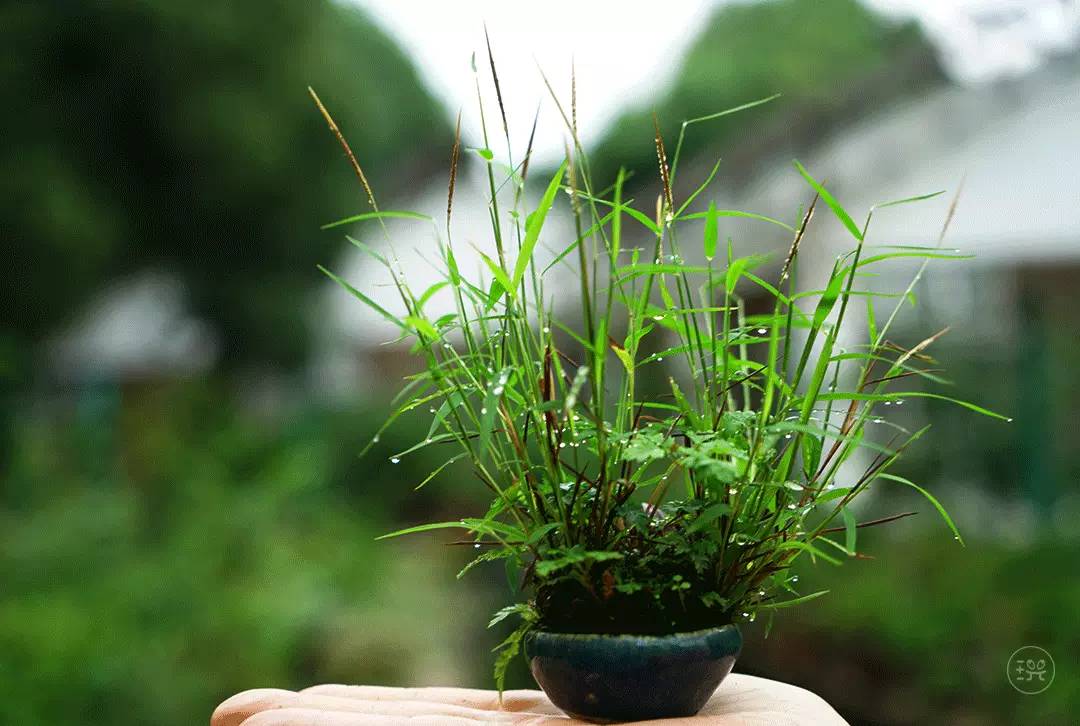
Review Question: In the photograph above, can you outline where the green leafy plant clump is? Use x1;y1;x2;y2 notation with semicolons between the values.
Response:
314;62;1004;689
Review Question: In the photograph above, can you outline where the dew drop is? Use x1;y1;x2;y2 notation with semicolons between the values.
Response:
542;326;551;334
474;543;482;549
390;457;400;464
757;327;768;335
653;315;663;321
480;407;488;415
372;435;380;443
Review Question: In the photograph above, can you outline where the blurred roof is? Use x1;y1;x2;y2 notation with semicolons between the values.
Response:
701;53;1080;266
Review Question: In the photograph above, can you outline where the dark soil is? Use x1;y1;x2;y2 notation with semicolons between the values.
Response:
535;577;733;635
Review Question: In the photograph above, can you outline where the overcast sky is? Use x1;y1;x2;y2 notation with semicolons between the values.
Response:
351;0;1079;163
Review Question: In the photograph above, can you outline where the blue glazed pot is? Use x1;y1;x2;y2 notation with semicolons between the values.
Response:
525;625;741;723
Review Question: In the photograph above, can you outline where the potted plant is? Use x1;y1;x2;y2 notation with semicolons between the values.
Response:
312;77;1003;722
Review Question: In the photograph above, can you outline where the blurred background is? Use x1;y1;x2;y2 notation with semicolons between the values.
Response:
2;1;1078;724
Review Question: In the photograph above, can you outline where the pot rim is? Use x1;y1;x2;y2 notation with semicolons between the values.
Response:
529;623;739;641
525;624;742;665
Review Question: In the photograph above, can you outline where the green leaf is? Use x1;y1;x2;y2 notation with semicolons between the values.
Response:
724;254;771;293
681;93;781;127
481;371;514;455
873;190;945;209
375;520;482;541
389;432;459;461
856;251;973;268
416;281;449;310
611;340;634;376
687;502;732;533
759;590;830;610
543;210;615;274
703;201;719;260
801;432;823;480
416;454;466;491
488;604;538;695
841;506;857;555
318;265;405;331
812;261;846;330
876;473;964;545
866;296;878;346
616;263;711;284
377;517;523;542
793;161;862;241
478;368;513;459
623;429;670;464
775;540;842;565
668;377;702;429
479;250;514;302
534;549;623;577
620;205;661;235
564;365;590;413
404;315;438;340
345;235;390;267
512;161;566;291
678;208;795;233
492;621;528;695
321;209;432;230
524;522;561;546
446;247;461;286
488;603;535;629
458;548;515;579
815;391;1010;420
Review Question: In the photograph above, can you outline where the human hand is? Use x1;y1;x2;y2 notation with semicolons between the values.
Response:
212;675;847;725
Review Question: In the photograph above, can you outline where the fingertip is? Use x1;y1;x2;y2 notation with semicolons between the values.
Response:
212;688;297;726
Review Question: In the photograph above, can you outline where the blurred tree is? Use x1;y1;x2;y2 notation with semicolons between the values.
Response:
0;0;449;370
588;0;942;190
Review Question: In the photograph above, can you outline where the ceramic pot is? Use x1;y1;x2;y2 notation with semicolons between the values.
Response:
525;625;741;722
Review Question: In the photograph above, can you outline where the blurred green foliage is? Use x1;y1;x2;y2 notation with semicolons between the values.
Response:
745;532;1080;724
1;0;449;368
589;0;941;189
0;383;493;724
